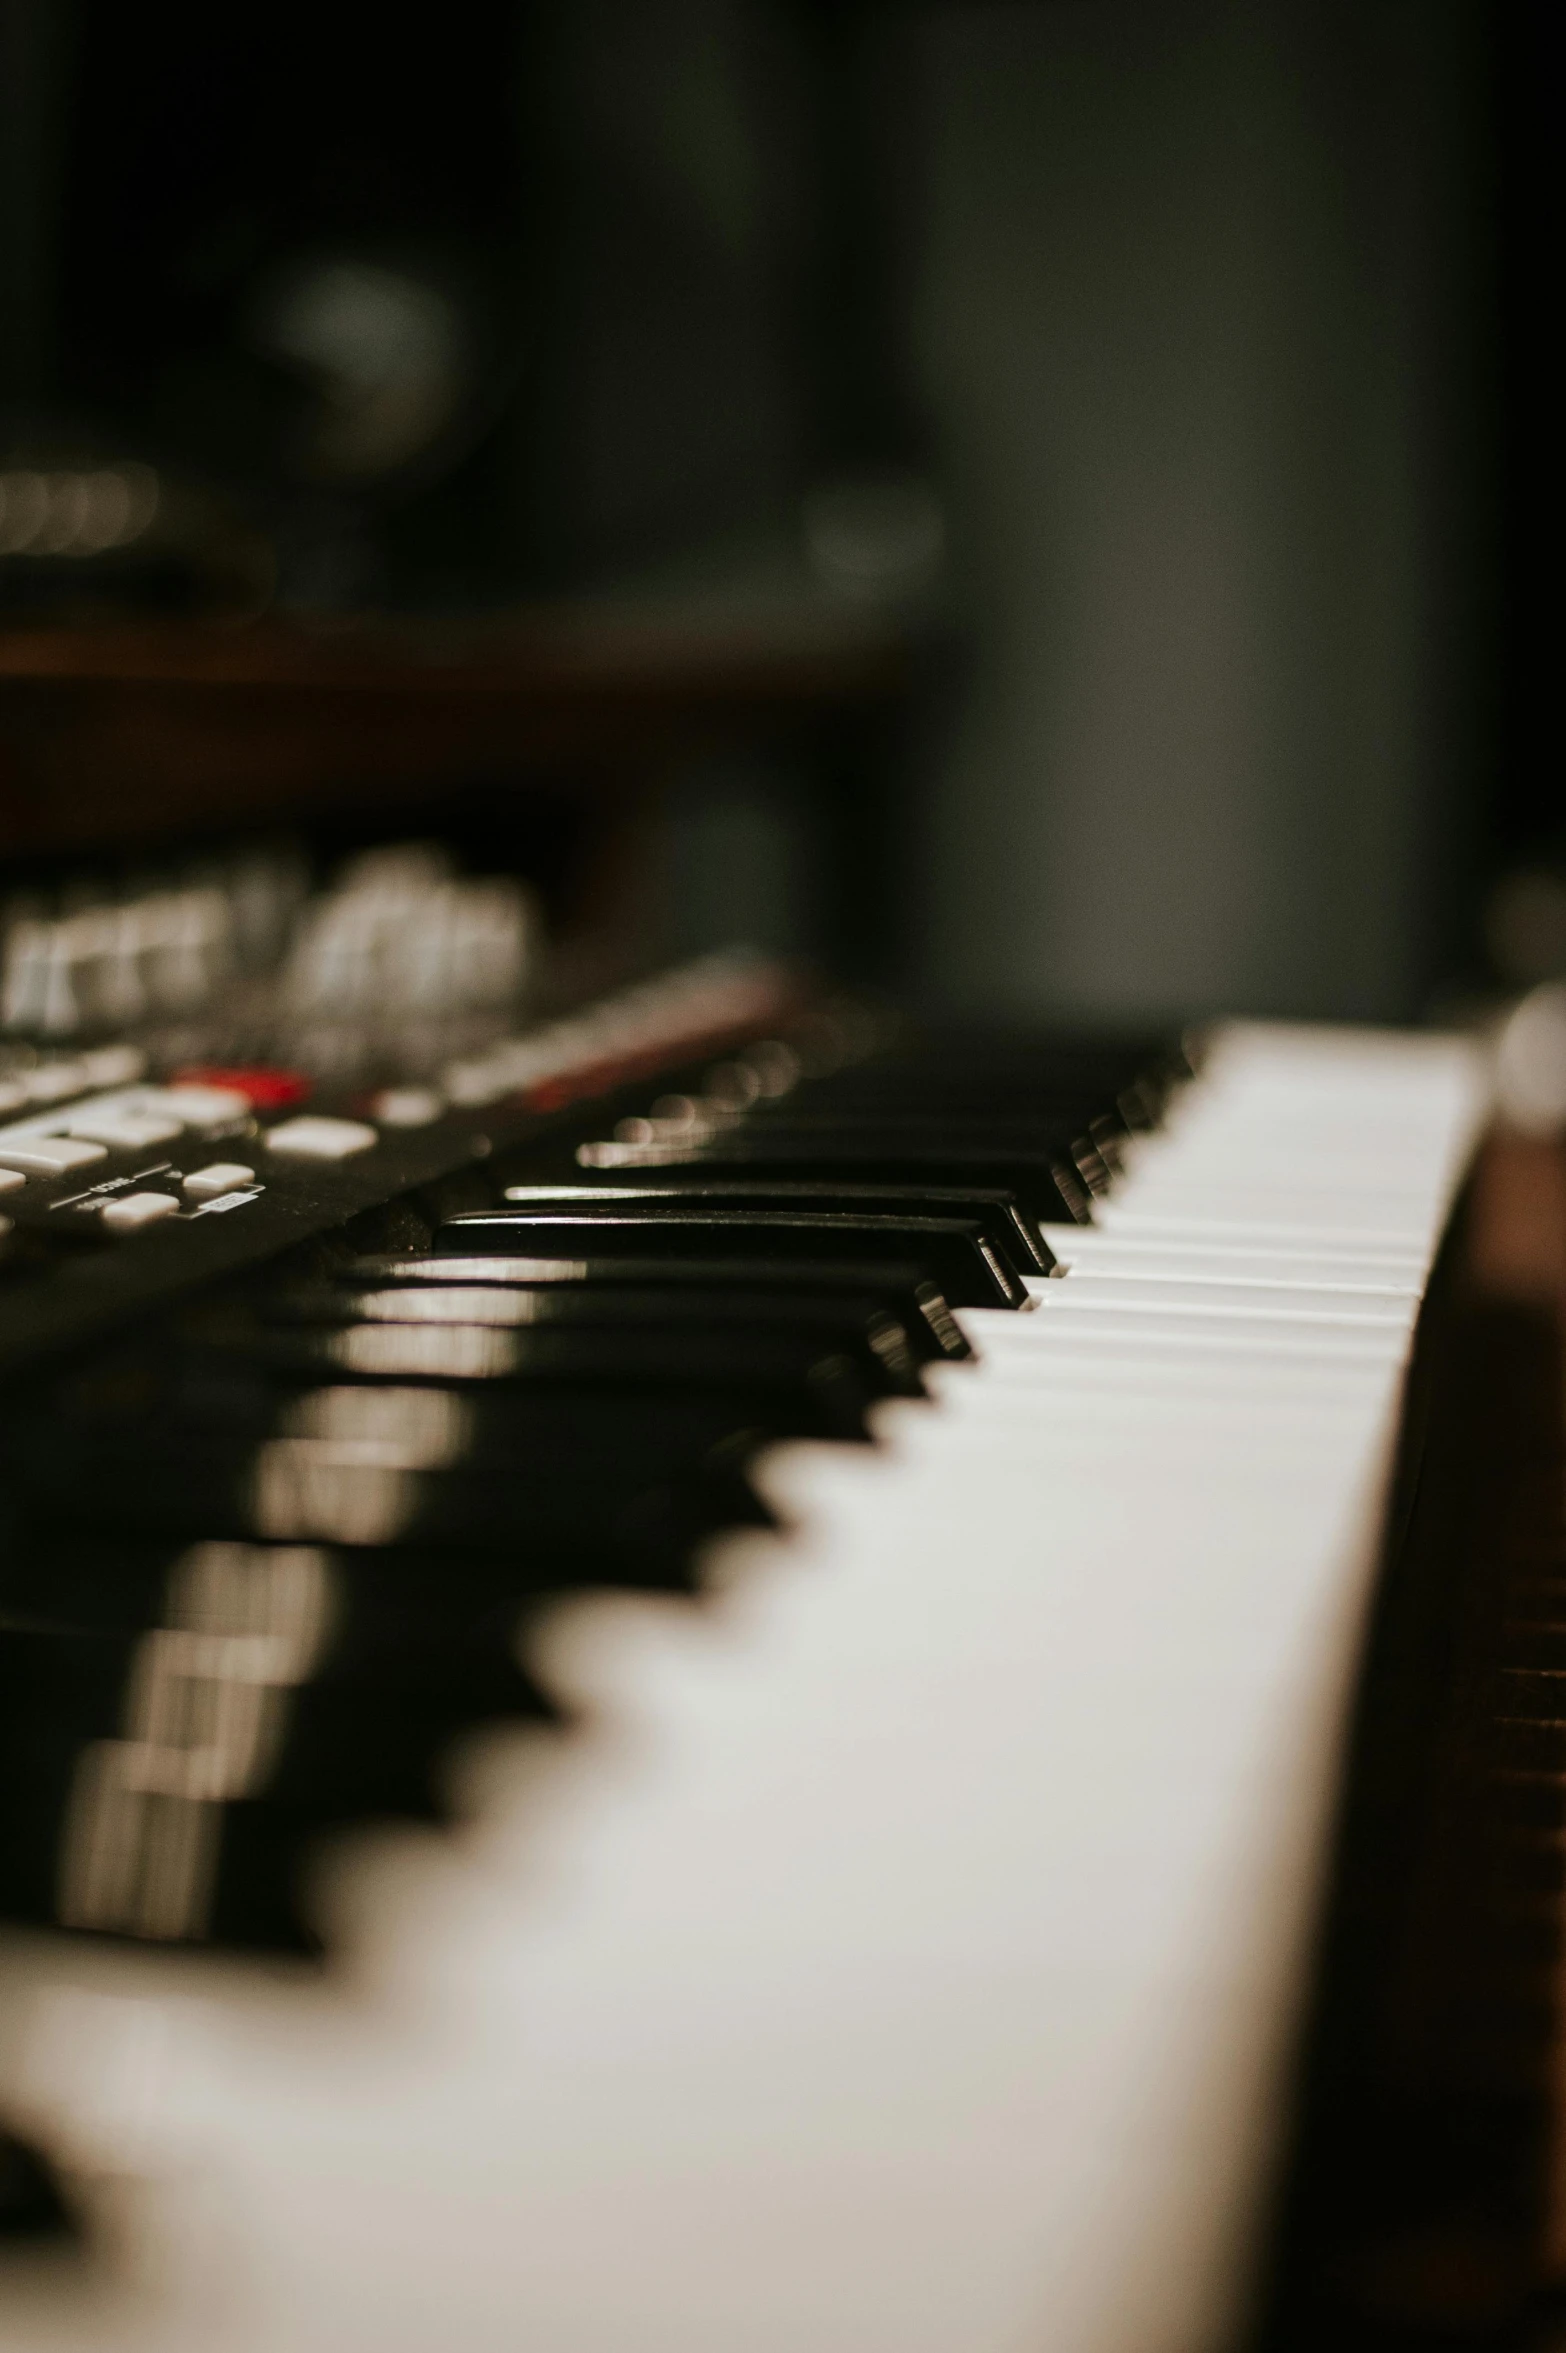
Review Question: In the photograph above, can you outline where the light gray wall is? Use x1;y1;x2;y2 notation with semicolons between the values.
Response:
904;0;1482;1024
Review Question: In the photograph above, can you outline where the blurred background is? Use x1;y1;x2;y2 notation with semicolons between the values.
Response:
0;0;1551;1028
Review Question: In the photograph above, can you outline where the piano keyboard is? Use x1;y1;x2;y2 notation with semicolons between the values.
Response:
0;1007;1486;2350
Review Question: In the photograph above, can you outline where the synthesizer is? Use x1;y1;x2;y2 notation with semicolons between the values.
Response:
0;841;1491;2348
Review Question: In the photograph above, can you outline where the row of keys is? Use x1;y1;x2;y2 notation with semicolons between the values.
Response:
568;1026;1188;1227
0;1017;1487;2353
0;1016;1184;1949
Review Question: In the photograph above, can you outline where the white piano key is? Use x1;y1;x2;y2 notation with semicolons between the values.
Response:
1037;1231;1428;1284
1030;1273;1417;1321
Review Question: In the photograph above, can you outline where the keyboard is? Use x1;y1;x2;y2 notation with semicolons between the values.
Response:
0;966;1487;2349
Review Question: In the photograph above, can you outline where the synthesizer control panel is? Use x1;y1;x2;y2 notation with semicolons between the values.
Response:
0;952;812;1372
0;842;818;1370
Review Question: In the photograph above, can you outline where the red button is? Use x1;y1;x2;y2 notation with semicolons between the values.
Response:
170;1064;311;1110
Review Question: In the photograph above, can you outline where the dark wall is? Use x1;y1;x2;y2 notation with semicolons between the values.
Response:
901;0;1493;1024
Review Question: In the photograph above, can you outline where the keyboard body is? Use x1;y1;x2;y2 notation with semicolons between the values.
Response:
0;978;1488;2350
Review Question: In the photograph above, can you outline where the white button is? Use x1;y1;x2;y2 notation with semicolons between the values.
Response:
80;1046;148;1086
0;1167;25;1194
23;1061;89;1104
0;1138;108;1176
184;1161;257;1199
371;1088;444;1129
442;1059;512;1107
143;1084;251;1128
100;1191;180;1233
264;1115;377;1162
63;1110;184;1149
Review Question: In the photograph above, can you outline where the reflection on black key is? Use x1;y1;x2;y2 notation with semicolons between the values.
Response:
257;1282;928;1395
0;1538;556;1644
352;1256;972;1361
500;1181;1054;1275
0;1568;549;1951
441;1209;1028;1309
212;1296;924;1402
576;1134;1098;1223
172;1323;882;1435
10;1404;782;1555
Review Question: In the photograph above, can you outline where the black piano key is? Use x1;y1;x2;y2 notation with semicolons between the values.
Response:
0;1533;707;1653
722;1107;1130;1177
0;1609;551;1952
0;1301;841;1956
163;1322;884;1436
691;1040;1180;1132
207;1275;930;1400
499;1181;1054;1276
767;1099;1128;1161
346;1254;972;1362
65;1298;889;1440
733;1094;1114;1135
439;1209;1029;1310
829;1032;1190;1102
0;1625;134;1923
0;1514;733;1956
574;1020;1195;1212
1493;1718;1566;1774
251;1280;929;1395
32;1334;828;1453
12;1342;783;1473
1486;1772;1566;1834
6;1425;775;1559
811;1021;1189;1070
573;1133;1099;1223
